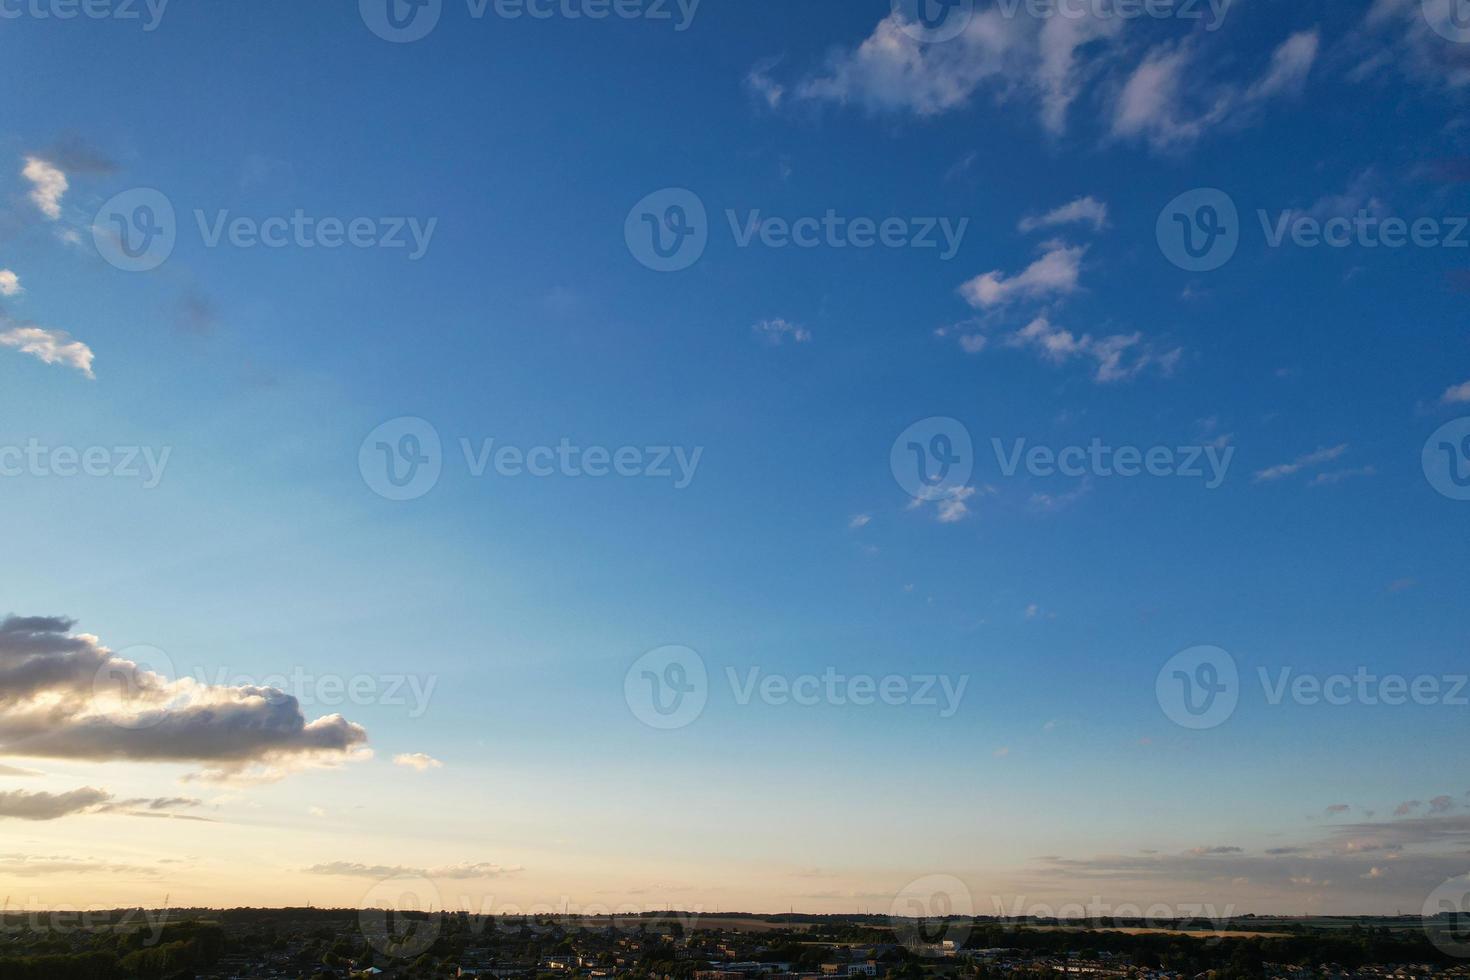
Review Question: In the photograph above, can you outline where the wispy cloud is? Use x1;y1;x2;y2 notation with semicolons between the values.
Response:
1019;196;1108;234
959;243;1086;309
305;861;521;880
752;318;811;345
1111;31;1319;151
21;157;68;220
1254;444;1349;483
0;269;21;297
393;752;443;772
0;324;96;378
0;787;203;821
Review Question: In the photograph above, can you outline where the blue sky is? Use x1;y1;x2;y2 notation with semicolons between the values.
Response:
0;0;1469;915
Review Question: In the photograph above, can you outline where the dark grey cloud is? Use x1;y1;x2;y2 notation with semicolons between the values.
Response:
0;614;368;777
0;786;203;821
39;134;118;175
0;786;110;820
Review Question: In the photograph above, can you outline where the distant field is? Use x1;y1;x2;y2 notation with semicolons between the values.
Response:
1021;925;1286;939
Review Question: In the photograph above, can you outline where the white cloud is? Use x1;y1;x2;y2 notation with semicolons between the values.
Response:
21;157;68;220
1441;380;1470;405
848;514;872;529
793;6;1124;136
1354;0;1470;89
393;752;443;772
796;10;1026;118
746;58;785;108
1003;316;1181;384
1254;444;1349;483
0;325;96;378
937;485;977;523
1111;31;1319;150
959;243;1086;309
752;318;811;345
1247;30;1320;101
0;270;21;297
1018;196;1108;234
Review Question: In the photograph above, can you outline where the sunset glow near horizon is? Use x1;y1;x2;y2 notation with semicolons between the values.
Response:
1;0;1469;921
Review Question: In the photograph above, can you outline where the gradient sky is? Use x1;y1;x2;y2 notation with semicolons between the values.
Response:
1;0;1469;919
